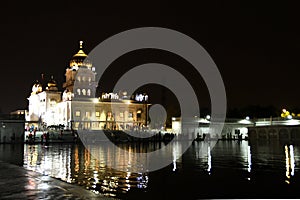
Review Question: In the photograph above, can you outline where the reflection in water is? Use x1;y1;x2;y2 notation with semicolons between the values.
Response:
207;146;211;174
193;141;213;175
23;143;153;197
247;145;252;173
172;145;177;172
24;145;73;183
290;145;295;176
0;141;295;198
285;145;295;184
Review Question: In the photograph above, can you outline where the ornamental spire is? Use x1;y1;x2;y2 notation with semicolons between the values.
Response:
79;41;83;49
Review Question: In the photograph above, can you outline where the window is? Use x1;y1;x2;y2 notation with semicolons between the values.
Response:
120;112;124;118
75;111;81;117
85;111;90;118
77;76;81;82
87;89;91;96
82;89;86;96
95;112;100;117
88;77;91;82
128;112;133;118
84;122;90;129
82;76;86;82
77;89;81;95
74;122;79;128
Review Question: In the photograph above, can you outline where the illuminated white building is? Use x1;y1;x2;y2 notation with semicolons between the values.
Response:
26;41;149;131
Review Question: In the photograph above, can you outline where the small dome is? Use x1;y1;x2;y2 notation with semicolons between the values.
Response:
46;76;58;91
69;41;92;69
32;80;43;94
47;76;57;87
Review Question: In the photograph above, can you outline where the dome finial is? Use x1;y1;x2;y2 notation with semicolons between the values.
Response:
79;41;83;49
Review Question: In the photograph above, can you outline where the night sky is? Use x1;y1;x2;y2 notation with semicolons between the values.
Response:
1;1;300;115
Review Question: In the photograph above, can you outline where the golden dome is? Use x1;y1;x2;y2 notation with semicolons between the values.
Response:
69;41;92;69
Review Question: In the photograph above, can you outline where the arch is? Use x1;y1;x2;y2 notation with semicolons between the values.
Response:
279;128;289;140
258;129;267;139
268;128;277;139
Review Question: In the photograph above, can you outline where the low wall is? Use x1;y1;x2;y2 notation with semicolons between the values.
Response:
24;130;76;143
248;125;300;142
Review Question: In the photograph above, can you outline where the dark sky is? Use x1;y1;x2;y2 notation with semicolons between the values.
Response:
1;1;300;114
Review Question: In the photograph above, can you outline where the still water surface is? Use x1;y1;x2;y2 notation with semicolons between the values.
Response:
0;140;300;199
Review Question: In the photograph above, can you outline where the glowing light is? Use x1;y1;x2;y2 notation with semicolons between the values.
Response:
238;119;253;124
124;100;132;104
206;115;211;120
102;92;119;100
245;116;250;120
135;94;148;102
284;119;300;126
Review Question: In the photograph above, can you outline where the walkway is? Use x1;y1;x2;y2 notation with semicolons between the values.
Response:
0;161;116;200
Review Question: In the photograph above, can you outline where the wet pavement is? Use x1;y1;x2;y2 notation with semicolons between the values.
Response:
0;161;116;200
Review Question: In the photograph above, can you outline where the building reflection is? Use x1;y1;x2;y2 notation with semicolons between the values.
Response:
285;145;295;184
193;141;213;174
171;141;182;172
23;143;151;197
24;144;72;183
193;140;253;177
247;145;252;173
19;140;300;197
173;145;177;172
207;146;211;174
